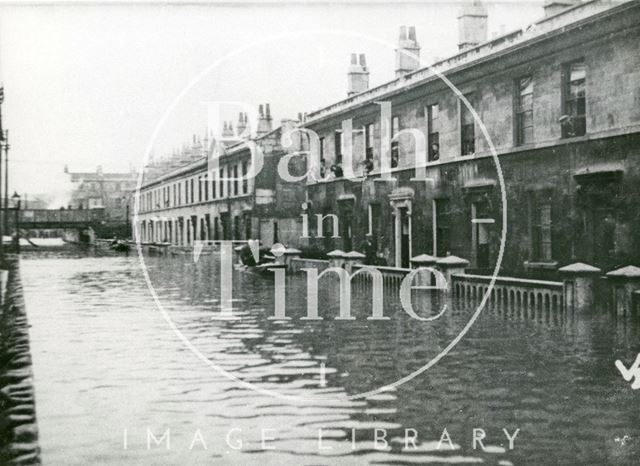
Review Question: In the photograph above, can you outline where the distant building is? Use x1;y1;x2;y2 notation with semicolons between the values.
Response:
66;165;137;233
136;106;306;247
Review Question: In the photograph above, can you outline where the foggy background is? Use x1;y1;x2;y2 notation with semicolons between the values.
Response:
0;1;544;204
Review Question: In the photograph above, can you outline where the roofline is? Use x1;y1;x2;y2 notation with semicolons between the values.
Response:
304;0;633;125
139;127;284;190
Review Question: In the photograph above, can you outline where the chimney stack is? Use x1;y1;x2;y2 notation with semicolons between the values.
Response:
237;112;247;136
457;0;488;51
543;0;579;16
222;121;234;138
347;53;370;96
257;103;273;136
243;113;251;136
395;26;420;78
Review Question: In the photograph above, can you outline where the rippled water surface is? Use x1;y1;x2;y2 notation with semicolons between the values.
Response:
20;248;640;465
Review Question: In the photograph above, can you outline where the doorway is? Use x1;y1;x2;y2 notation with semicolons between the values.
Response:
340;212;353;252
220;213;230;240
472;201;491;270
399;207;410;268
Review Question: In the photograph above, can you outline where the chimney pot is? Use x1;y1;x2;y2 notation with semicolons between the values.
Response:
347;52;370;96
395;25;420;77
258;104;264;116
457;0;488;51
256;105;273;136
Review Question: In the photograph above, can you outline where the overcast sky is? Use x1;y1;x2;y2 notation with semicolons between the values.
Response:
0;1;544;203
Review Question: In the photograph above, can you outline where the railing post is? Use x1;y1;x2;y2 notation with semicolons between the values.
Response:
327;249;346;269
342;251;365;274
558;262;602;313
282;247;302;269
410;254;437;287
606;266;640;317
435;255;469;294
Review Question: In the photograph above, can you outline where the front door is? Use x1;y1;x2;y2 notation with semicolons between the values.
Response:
220;213;230;240
177;217;183;245
204;214;211;241
591;207;616;267
191;216;198;244
341;212;353;252
400;208;410;268
473;201;491;270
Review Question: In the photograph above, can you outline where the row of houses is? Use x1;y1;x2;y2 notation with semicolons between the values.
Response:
135;0;640;279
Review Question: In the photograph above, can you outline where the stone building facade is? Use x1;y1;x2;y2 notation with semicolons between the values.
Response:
135;0;640;280
136;110;306;248
66;165;137;236
300;0;640;277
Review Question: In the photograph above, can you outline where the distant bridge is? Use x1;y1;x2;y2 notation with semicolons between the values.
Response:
3;208;110;244
15;208;106;230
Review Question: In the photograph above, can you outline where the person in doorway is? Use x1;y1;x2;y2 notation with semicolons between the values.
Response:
363;236;376;265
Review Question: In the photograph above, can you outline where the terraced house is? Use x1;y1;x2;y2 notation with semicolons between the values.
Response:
301;0;640;278
136;106;305;248
135;0;640;280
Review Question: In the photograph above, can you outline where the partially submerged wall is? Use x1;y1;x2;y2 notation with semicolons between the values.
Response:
0;255;41;464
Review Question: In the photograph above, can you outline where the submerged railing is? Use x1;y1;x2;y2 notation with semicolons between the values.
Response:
451;273;564;314
352;264;411;288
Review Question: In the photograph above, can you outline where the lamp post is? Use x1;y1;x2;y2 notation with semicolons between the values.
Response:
4;130;9;240
11;191;20;253
0;88;5;262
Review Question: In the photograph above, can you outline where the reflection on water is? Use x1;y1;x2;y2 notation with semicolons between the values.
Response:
21;248;640;465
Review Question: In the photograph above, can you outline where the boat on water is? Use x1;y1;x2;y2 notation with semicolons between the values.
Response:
110;241;130;252
253;261;286;274
236;243;285;275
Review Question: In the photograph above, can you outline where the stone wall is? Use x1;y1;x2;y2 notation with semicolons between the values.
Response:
0;256;41;464
305;131;640;278
301;4;640;278
307;2;640;166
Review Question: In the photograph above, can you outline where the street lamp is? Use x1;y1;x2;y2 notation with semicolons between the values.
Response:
11;191;20;253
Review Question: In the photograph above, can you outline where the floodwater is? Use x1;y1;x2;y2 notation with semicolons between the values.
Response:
20;247;640;465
